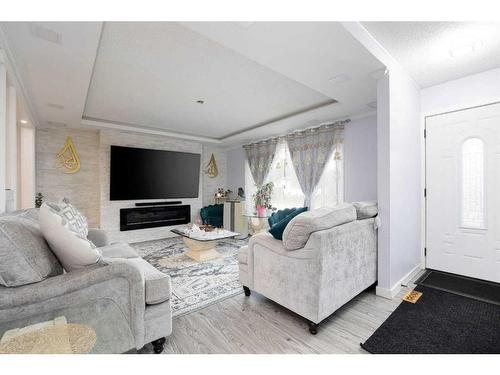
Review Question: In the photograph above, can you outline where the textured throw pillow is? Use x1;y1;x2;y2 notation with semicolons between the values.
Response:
58;198;89;237
282;203;357;250
39;202;101;271
0;212;63;287
268;207;308;240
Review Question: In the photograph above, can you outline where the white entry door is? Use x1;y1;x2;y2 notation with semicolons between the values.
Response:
426;102;500;283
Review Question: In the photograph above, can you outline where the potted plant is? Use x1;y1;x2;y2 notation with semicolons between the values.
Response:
253;182;274;217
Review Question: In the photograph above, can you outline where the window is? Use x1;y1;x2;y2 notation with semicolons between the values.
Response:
265;141;305;210
245;141;344;211
461;138;484;228
310;144;343;209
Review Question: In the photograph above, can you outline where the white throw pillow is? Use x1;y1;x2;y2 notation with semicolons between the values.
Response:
39;202;101;271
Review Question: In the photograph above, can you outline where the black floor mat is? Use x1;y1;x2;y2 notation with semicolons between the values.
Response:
415;270;500;305
361;285;500;354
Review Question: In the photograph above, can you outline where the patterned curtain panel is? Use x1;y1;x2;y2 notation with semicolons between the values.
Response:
286;123;344;207
243;139;278;187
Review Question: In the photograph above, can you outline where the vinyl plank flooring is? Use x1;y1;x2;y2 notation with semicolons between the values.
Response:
140;285;411;354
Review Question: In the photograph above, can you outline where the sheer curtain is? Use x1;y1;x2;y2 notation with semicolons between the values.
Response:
286;123;344;207
265;141;305;210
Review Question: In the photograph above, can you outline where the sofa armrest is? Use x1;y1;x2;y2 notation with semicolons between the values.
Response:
87;228;109;247
0;261;144;310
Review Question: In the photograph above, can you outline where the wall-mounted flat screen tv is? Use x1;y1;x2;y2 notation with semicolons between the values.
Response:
110;145;200;200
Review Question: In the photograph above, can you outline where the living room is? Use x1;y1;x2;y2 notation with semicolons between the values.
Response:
0;1;500;371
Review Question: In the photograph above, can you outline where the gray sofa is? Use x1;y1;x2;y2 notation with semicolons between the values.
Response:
238;202;378;334
0;209;172;353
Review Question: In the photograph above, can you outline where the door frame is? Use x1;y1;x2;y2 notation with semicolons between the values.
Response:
422;100;500;271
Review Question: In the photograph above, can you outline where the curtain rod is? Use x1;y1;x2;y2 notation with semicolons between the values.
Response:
242;118;349;148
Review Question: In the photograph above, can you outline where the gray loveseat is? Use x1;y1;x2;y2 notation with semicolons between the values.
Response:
238;202;378;334
0;209;172;353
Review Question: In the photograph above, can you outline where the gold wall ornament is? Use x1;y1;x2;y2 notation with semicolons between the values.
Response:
56;137;81;174
205;153;218;178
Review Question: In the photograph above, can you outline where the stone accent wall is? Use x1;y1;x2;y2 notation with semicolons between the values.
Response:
36;127;100;227
202;145;227;206
99;129;205;243
36;126;228;243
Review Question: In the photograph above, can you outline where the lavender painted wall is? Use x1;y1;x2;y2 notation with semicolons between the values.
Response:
344;115;377;202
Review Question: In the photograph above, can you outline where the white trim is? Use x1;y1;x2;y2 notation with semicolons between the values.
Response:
340;22;420;91
376;264;422;300
80;118;221;144
0;29;40;128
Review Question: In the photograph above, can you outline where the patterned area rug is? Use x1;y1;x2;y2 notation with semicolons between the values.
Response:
131;236;248;317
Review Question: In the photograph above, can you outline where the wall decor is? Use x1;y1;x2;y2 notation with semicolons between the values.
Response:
56;137;81;174
205;153;218;178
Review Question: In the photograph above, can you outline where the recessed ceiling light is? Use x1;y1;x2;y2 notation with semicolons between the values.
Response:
20;119;28;124
449;40;480;58
196;100;205;104
329;74;351;85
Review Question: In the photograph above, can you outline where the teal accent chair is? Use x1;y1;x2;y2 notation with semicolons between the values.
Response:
200;204;224;227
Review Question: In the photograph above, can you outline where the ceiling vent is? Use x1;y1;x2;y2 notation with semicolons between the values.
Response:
236;22;255;29
47;103;65;110
30;24;62;45
46;121;67;127
328;74;351;85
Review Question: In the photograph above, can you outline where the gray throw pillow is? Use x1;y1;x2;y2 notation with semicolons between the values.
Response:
0;212;63;287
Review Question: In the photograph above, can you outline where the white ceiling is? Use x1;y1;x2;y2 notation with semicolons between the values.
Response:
84;22;332;139
0;21;385;144
362;22;500;88
0;22;102;128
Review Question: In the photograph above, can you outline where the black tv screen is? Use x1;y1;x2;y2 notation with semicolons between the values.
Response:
110;145;200;200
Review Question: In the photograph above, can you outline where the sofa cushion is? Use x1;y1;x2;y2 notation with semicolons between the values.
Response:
0;212;63;287
353;201;378;219
98;242;139;259
268;207;308;240
124;258;171;305
282;203;356;250
39;202;102;272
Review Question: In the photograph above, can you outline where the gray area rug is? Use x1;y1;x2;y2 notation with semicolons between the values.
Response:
131;236;248;317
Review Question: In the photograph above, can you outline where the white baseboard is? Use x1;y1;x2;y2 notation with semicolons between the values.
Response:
376;264;422;300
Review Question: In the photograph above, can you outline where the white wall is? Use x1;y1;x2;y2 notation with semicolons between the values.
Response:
421;68;500;116
344;114;377;202
0;63;6;213
376;67;422;298
6;85;17;209
19;126;35;209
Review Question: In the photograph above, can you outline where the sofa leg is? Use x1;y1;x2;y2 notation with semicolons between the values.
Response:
308;321;318;335
243;286;251;296
151;337;166;354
